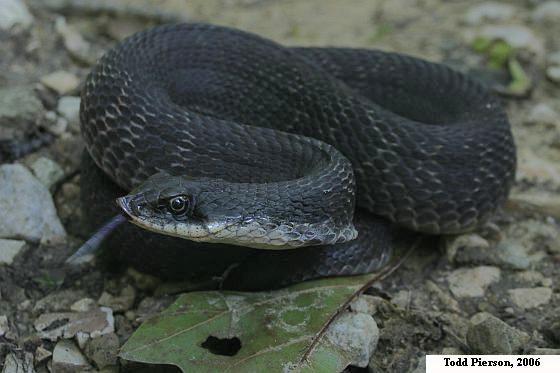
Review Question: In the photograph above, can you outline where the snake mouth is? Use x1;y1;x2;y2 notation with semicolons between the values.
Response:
116;196;136;221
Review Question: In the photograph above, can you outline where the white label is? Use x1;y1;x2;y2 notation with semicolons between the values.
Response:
426;355;559;373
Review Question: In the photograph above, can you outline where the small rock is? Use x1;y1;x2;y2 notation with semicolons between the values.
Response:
425;280;461;313
0;315;8;337
391;290;411;309
475;25;545;60
508;191;560;220
52;340;92;372
467;312;530;354
464;2;516;25
34;307;114;341
410;356;426;373
35;345;52;363
0;238;26;265
493;240;532;270
84;333;119;369
56;96;81;128
0;85;43;140
525;103;559;127
34;289;86;313
0;0;34;31
547;66;560;83
28;156;65;190
508;287;552;309
40;71;80;95
2;352;34;373
98;285;136;312
0;164;66;242
530;348;560;355
445;233;490;264
328;312;379;368
75;331;90;350
350;294;385;315
70;298;96;312
532;1;560;23
54;17;95;65
448;266;501;298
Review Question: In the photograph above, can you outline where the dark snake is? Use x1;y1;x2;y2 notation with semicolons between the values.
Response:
78;23;516;290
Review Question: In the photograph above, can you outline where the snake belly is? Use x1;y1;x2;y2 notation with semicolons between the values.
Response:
79;23;516;290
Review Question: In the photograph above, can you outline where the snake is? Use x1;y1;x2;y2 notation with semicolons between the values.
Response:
76;23;516;290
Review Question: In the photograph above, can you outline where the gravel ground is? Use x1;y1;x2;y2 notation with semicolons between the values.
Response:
0;0;559;372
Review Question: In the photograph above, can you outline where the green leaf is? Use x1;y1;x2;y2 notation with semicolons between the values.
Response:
119;275;376;372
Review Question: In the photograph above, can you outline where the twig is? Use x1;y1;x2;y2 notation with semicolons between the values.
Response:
298;237;421;365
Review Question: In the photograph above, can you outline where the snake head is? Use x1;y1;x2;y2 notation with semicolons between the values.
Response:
116;172;358;250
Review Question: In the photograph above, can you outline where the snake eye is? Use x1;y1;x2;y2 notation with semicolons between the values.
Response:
168;195;190;214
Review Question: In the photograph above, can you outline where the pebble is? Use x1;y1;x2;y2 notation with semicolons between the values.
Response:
508;191;560;220
532;1;560;23
0;0;34;31
28;156;65;190
474;25;545;60
54;16;95;65
84;333;119;369
40;70;80;95
425;280;461;313
0;238;26;265
0;164;66;243
0;85;43;140
467;312;530;354
493;240;532;270
464;2;516;25
34;307;115;341
57;96;81;129
2;352;34;373
34;289;86;313
328;312;379;368
35;345;52;363
508;287;552;309
525;103;558;127
70;297;96;312
445;233;490;264
0;315;8;337
547;51;560;84
447;266;501;298
52;339;92;372
98;285;136;312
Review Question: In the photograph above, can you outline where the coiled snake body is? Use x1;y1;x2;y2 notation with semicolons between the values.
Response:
80;23;516;289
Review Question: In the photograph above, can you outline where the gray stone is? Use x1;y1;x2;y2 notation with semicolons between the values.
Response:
0;0;33;31
525;103;558;127
40;71;80;95
0;238;25;265
0;315;8;337
54;17;95;65
508;287;552;309
70;298;96;312
56;96;81;127
464;2;516;25
327;312;379;368
493;240;532;270
1;352;34;373
0;164;66;243
409;356;426;373
448;266;501;298
52;340;92;372
467;312;530;354
532;1;560;23
445;233;490;264
84;333;119;369
547;66;560;84
34;307;115;341
34;346;52;364
0;85;43;139
98;285;136;312
28;157;65;190
34;289;86;313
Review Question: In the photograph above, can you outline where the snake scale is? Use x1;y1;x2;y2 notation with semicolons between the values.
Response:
79;23;516;290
